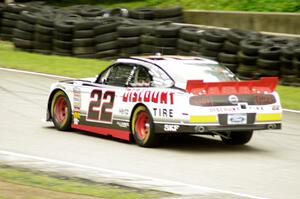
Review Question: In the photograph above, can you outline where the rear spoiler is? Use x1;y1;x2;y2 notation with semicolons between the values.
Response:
186;77;278;95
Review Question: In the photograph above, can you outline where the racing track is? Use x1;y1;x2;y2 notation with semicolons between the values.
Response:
0;69;300;199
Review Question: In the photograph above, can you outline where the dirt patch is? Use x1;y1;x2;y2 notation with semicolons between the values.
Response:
0;180;103;199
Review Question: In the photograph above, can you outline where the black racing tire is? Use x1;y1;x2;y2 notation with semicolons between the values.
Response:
73;38;94;47
36;13;54;27
259;46;282;60
223;40;240;53
219;62;238;72
50;90;72;131
1;27;14;34
140;44;156;54
75;53;97;59
154;6;182;18
177;39;198;52
16;20;35;32
281;46;294;59
94;20;120;35
280;56;293;70
218;52;238;64
117;36;140;47
54;20;76;34
53;32;72;41
200;39;223;51
13;38;33;49
240;39;267;56
154;16;184;23
294;48;300;59
140;34;156;45
73;47;96;55
96;41;118;51
238;51;258;65
117;25;142;37
3;12;20;20
120;46;140;56
256;69;280;77
0;33;13;41
13;29;33;40
53;39;72;49
154;37;177;47
179;27;203;42
35;24;54;34
73;30;95;38
2;18;17;27
199;47;219;58
34;41;52;50
53;47;72;54
202;29;227;43
95;32;119;44
221;131;253;145
34;33;53;42
154;24;181;38
293;58;300;70
33;49;52;55
96;49;119;58
227;28;250;44
257;58;281;70
20;10;38;24
131;105;159;147
74;20;100;31
129;8;154;20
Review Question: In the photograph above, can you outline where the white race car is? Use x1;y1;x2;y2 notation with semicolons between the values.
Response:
46;55;282;147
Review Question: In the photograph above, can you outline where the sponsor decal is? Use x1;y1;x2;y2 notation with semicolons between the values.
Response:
153;108;174;118
117;121;130;128
209;106;264;113
87;89;115;123
123;90;174;104
119;108;129;115
73;87;81;125
164;124;179;132
228;95;239;105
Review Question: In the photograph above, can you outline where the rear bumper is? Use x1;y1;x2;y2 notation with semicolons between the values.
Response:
154;123;282;133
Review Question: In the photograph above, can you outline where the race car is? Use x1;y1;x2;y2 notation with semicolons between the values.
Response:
46;55;282;147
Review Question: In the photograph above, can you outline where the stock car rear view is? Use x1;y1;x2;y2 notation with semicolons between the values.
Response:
46;55;282;147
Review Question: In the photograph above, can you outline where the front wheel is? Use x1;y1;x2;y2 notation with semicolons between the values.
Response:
51;90;72;131
221;131;253;145
131;106;159;147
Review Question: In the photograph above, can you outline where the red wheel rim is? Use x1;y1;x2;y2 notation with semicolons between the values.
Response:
136;111;150;140
54;96;68;124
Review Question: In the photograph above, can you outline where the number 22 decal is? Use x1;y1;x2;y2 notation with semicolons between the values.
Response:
87;89;115;123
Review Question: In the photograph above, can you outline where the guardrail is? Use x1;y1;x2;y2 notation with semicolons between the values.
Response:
184;10;300;35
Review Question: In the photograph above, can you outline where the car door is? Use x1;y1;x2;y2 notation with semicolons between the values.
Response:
78;63;136;130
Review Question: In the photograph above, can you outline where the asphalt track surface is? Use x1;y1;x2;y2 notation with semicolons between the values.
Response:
0;69;300;199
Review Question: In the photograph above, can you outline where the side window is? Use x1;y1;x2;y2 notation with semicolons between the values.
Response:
105;64;135;87
133;66;152;87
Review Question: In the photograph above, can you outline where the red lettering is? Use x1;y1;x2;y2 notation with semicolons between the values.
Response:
152;92;159;103
122;92;129;102
132;92;138;102
138;92;143;102
169;92;174;105
144;91;151;102
160;92;168;104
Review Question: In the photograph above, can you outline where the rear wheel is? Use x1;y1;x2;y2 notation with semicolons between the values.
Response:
51;91;72;131
131;106;159;147
221;131;253;145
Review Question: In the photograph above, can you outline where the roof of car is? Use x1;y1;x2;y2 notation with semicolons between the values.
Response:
116;55;218;67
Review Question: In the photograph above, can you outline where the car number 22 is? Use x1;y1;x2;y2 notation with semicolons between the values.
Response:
87;89;115;123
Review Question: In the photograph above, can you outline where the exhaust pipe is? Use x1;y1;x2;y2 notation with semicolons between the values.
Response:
195;126;206;133
267;124;276;130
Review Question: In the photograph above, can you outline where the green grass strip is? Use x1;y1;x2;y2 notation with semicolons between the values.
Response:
0;166;171;199
0;41;299;110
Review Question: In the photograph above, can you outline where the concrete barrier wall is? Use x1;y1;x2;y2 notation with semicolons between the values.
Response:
184;10;300;34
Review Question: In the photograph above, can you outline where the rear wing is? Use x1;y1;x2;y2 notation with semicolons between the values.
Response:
186;77;278;95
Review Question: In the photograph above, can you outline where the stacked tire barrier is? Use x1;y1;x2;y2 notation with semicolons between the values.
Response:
1;3;300;86
94;18;120;59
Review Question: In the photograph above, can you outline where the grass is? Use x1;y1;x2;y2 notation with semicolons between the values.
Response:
0;41;299;110
0;42;112;78
0;165;171;199
42;0;300;12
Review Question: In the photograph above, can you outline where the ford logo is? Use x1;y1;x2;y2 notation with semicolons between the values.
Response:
230;116;245;123
228;95;239;104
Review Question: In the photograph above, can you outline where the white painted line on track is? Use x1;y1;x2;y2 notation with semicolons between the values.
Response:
1;67;300;114
0;67;72;79
0;149;267;199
